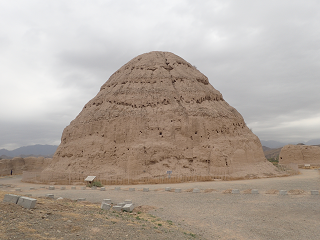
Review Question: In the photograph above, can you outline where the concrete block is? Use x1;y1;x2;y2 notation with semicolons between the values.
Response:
117;202;125;207
251;189;259;194
77;198;86;202
81;187;86;190
49;186;55;190
143;188;149;192
100;187;106;191
15;188;21;192
45;194;54;199
175;188;182;193
122;203;134;212
71;186;76;190
60;187;66;190
113;206;122;212
231;189;240;194
279;190;287;195
29;187;35;190
101;203;111;210
129;188;135;191
165;187;171;191
102;199;112;204
25;194;32;197
17;197;37;209
115;187;121;191
311;190;319;195
91;186;97;190
193;188;200;193
3;194;20;204
124;199;132;204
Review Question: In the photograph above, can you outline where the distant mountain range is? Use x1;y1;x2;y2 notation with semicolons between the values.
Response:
0;144;58;159
1;139;319;159
261;139;320;149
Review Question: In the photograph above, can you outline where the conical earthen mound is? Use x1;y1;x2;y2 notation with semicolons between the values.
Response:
41;51;277;183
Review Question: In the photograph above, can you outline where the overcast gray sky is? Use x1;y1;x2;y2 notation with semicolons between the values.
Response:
1;0;319;150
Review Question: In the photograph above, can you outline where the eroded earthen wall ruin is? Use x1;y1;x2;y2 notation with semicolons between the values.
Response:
279;144;320;166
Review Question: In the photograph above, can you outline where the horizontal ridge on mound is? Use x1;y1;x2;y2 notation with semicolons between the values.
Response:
37;51;279;184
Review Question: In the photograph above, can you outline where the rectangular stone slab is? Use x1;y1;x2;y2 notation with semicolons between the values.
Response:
193;188;200;193
117;202;125;207
113;206;122;212
3;194;20;204
17;197;37;209
45;194;54;199
251;189;259;194
279;190;287;195
122;204;134;212
102;199;112;204
101;203;111;210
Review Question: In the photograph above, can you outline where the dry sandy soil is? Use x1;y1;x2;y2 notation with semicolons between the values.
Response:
1;169;320;240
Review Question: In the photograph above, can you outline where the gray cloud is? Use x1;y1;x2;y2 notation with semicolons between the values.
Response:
0;0;320;149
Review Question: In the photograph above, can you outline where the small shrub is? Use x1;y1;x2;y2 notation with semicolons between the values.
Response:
87;181;103;187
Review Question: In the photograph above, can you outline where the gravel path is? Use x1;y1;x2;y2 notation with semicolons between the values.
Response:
1;169;320;239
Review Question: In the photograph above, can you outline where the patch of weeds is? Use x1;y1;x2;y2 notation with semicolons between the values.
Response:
154;226;158;229
137;211;141;214
167;220;173;225
111;221;116;224
183;232;196;238
87;181;103;187
158;223;162;226
189;233;196;238
136;216;141;220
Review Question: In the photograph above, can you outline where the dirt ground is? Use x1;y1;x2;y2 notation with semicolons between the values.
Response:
1;169;320;240
0;190;200;240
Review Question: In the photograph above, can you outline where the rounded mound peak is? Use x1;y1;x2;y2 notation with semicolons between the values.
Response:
100;51;210;91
